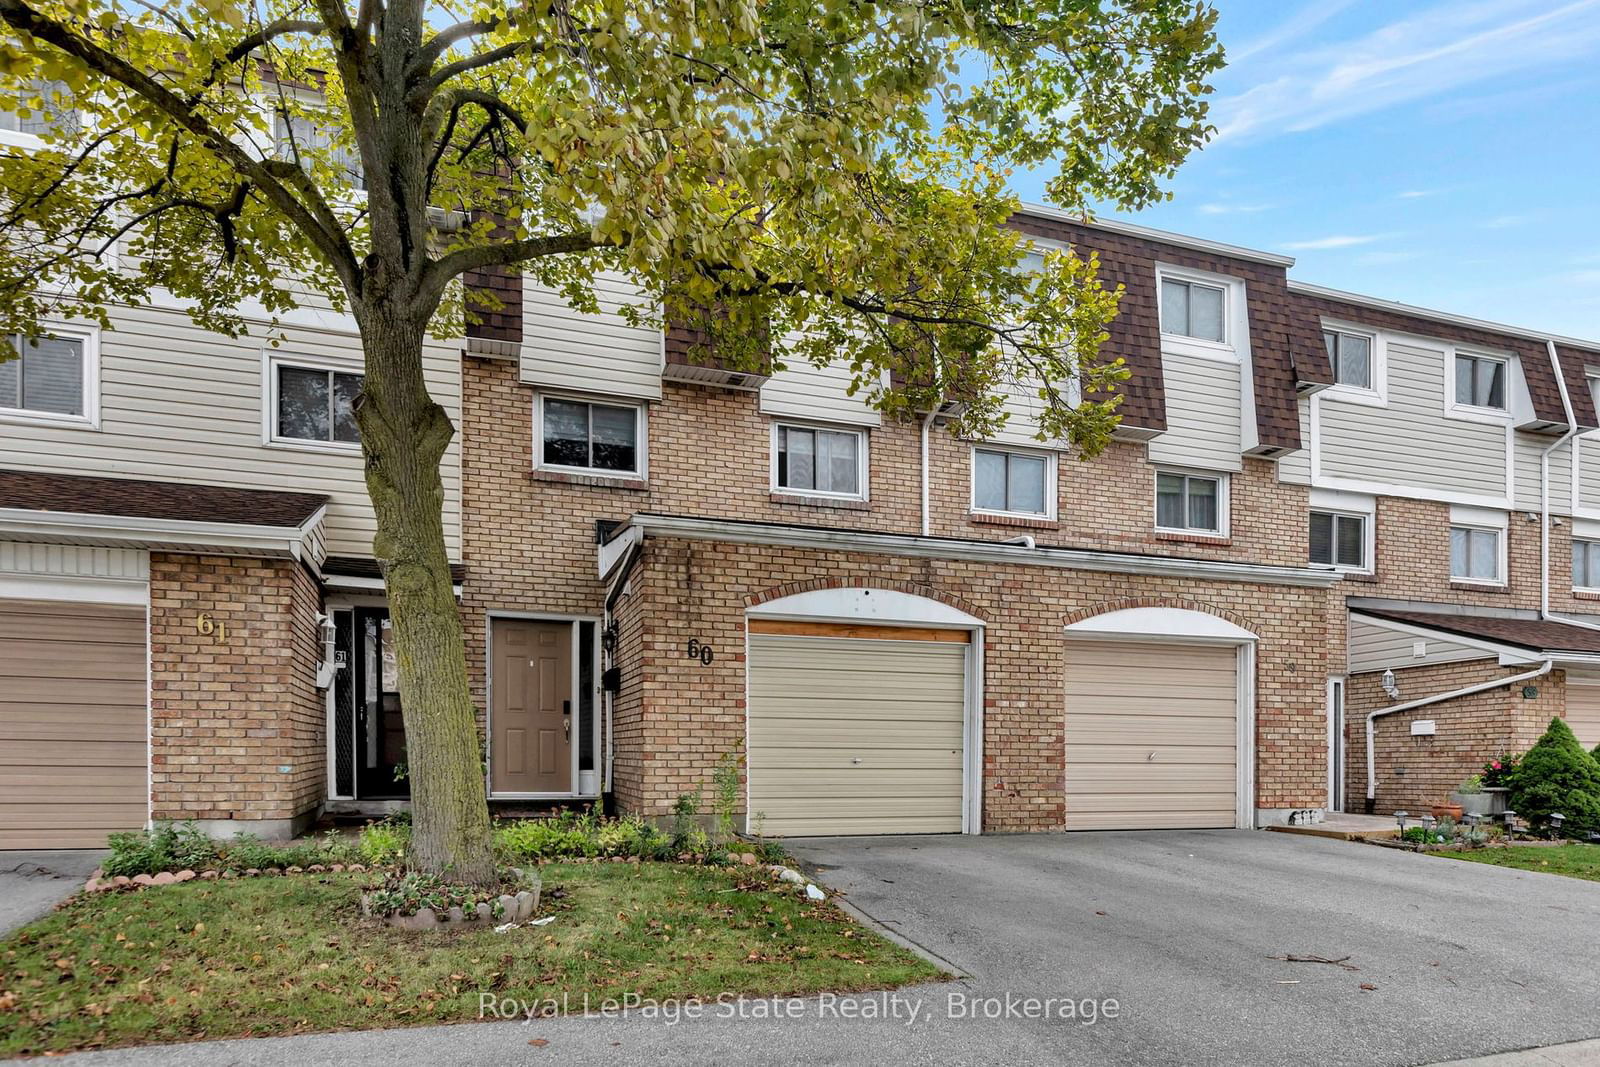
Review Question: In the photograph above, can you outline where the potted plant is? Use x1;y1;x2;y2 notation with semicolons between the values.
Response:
1431;799;1464;820
1450;775;1493;817
1481;754;1519;814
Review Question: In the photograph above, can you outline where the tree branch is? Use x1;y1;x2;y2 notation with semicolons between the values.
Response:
418;231;601;310
415;40;526;98
408;16;506;76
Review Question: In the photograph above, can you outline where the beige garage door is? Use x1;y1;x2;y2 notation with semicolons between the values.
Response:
1064;639;1240;831
0;599;147;848
747;620;968;836
1564;683;1600;749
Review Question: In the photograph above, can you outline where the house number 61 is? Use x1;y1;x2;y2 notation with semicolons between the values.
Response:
195;612;228;645
685;639;714;665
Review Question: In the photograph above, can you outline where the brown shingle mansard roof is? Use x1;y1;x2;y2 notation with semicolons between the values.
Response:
1358;607;1600;656
0;468;327;527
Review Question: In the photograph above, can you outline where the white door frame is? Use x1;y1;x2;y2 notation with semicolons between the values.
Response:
744;588;987;835
1063;607;1259;830
484;611;603;801
1327;676;1346;813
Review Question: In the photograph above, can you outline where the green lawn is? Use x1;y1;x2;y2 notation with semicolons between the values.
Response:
0;863;943;1057
1432;842;1600;883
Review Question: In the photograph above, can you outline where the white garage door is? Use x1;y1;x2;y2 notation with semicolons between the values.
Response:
1564;682;1600;749
1064;639;1241;830
747;621;969;836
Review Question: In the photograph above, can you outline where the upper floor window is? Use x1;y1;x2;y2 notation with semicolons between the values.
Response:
1159;277;1226;344
1323;328;1373;390
275;109;365;191
1310;510;1366;570
274;362;361;446
973;447;1053;518
0;78;78;142
1574;540;1600;591
0;329;94;423
1453;352;1507;412
1449;524;1502;583
774;423;864;498
540;396;642;476
1155;470;1224;534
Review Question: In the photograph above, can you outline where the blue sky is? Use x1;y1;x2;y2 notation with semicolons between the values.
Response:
1008;1;1600;339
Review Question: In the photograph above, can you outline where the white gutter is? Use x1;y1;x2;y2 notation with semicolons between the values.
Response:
614;513;1343;588
919;408;938;536
1017;202;1297;267
1287;281;1600;354
1536;339;1600;635
1365;660;1554;805
0;507;319;560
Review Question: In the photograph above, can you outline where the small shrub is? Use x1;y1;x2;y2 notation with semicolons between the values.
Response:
671;792;700;850
357;816;411;866
753;839;788;865
1507;718;1600;836
365;871;507;919
1482;753;1520;788
102;827;177;877
711;749;743;842
1401;826;1448;844
1455;775;1484;795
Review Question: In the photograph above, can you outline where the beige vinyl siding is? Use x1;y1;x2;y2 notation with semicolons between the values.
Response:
0;303;461;560
1512;433;1573;514
1318;340;1508;500
978;375;1059;447
746;632;966;835
1063;640;1238;830
1576;433;1600;513
1346;616;1492;674
1564;682;1600;749
1146;352;1243;473
0;598;147;848
761;350;883;428
519;270;662;402
0;541;148;582
1278;400;1312;485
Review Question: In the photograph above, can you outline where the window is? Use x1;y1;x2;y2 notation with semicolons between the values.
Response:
1155;471;1223;533
1454;352;1507;411
540;397;641;474
1450;525;1501;583
0;78;77;140
774;424;862;497
0;331;89;419
1160;277;1226;343
973;448;1051;517
275;364;362;445
1323;329;1373;390
1310;511;1366;569
1574;540;1600;590
275;109;364;191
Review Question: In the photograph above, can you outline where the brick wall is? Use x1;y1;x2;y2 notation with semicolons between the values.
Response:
1347;496;1543;609
609;536;1333;829
1342;660;1561;814
148;553;324;828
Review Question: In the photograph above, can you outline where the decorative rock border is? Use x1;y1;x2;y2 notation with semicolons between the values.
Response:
362;869;543;930
84;863;376;893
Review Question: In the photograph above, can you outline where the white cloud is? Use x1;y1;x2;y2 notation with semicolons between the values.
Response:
1396;190;1438;200
1480;213;1535;229
1197;202;1274;216
1209;0;1600;143
1282;234;1385;250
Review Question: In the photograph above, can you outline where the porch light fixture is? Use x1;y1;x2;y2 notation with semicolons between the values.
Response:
314;613;339;690
1395;811;1408;835
1550;813;1566;838
1502;810;1517;837
1380;669;1400;699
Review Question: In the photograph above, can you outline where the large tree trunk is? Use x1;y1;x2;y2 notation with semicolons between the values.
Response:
355;302;496;886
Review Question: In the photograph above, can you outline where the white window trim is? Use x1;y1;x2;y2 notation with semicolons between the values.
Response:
533;391;648;479
1156;264;1243;361
770;419;869;500
254;89;367;208
1319;321;1386;407
1448;505;1508;586
969;444;1058;520
1308;508;1372;575
1445;348;1513;424
1308;488;1376;575
0;78;87;152
1153;467;1230;536
0;320;101;430
1573;536;1600;593
262;352;364;455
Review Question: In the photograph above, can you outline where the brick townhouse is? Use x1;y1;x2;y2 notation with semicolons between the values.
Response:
6;189;1600;846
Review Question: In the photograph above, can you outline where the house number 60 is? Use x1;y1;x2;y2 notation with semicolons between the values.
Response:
195;612;228;645
685;639;714;665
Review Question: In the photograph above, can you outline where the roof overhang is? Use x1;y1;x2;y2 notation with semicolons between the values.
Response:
1351;608;1600;668
0;504;327;563
601;513;1343;588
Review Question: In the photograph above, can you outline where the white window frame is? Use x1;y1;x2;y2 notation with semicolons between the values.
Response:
770;420;869;501
1153;467;1229;536
970;445;1057;520
533;392;648;479
0;321;100;429
1309;509;1370;573
1448;506;1508;586
1156;265;1241;360
0;77;81;152
1320;322;1386;406
255;89;367;207
1573;537;1600;593
1446;348;1512;423
263;352;364;454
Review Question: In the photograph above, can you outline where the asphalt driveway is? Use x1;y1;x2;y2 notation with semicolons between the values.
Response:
785;830;1600;1065
0;850;102;937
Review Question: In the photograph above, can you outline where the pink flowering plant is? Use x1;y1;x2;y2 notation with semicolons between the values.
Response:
1482;753;1521;788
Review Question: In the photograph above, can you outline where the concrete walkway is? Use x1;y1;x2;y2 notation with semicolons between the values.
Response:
0;850;102;936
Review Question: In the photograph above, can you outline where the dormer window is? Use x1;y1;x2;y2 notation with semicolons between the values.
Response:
1324;328;1373;390
1160;277;1226;344
1453;352;1506;411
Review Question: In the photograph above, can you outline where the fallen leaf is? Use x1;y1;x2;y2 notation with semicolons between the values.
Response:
529;1038;549;1047
1359;983;1377;992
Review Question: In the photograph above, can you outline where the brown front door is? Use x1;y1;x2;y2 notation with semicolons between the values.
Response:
491;620;572;794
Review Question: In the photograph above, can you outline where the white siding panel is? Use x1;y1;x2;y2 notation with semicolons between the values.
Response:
1318;341;1508;499
981;376;1061;447
1347;616;1493;674
1578;433;1600;513
0;303;461;560
760;356;882;427
1513;433;1573;514
1278;400;1312;485
519;271;662;401
1146;353;1242;473
0;541;149;580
